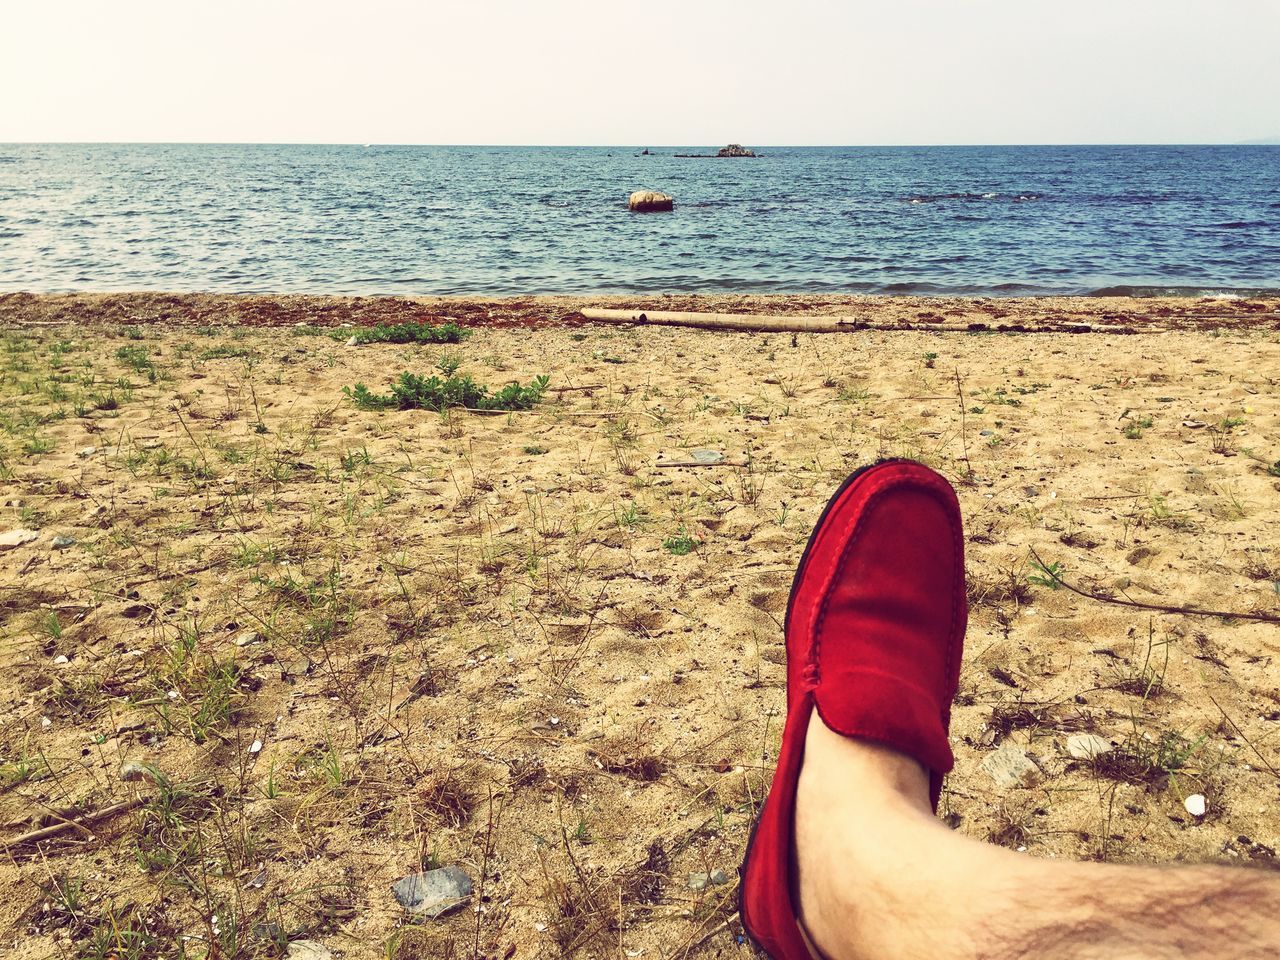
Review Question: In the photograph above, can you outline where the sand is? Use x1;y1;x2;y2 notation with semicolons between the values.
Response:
0;293;1278;958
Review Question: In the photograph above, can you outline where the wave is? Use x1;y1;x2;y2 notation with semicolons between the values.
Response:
1208;220;1268;229
1086;285;1280;298
906;192;1040;204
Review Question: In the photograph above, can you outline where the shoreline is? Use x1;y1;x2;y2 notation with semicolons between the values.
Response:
2;291;1279;333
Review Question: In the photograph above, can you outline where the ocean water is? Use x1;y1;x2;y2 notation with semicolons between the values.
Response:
0;144;1277;296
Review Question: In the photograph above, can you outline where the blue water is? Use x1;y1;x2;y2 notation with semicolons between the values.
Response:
1;144;1278;296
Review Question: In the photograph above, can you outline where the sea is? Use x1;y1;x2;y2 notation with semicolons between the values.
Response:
1;144;1277;297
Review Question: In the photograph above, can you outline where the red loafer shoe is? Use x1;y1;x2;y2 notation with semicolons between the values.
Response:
739;460;968;959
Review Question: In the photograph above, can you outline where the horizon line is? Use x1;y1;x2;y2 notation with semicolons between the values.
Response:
2;140;1278;148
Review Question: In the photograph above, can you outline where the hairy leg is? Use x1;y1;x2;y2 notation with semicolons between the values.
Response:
794;710;1280;960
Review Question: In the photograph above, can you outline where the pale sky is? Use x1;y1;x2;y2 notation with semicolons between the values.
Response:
3;0;1277;145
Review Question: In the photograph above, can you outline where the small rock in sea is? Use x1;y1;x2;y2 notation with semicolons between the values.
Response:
285;941;332;960
0;529;39;550
120;760;163;784
981;743;1042;789
392;865;473;918
716;143;756;157
629;190;674;212
1066;734;1113;760
1184;793;1207;817
52;535;77;550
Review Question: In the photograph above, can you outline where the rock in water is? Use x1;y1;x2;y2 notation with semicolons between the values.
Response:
981;743;1042;788
717;143;756;157
392;865;473;918
629;190;674;212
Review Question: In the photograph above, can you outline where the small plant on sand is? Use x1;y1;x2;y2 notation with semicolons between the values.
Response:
345;320;469;345
114;345;157;380
1027;557;1063;589
344;372;549;412
199;344;254;361
663;527;699;556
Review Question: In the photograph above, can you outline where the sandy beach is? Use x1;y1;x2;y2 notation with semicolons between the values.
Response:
1;293;1279;958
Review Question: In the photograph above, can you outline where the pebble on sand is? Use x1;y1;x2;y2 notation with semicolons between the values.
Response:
120;760;164;784
392;865;473;918
981;743;1042;789
1184;794;1207;817
0;529;39;550
1066;734;1113;760
285;941;332;960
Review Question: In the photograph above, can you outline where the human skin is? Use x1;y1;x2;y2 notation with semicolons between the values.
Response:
794;709;1280;960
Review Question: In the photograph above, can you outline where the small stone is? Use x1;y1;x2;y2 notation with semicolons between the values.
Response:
345;336;360;347
981;743;1042;789
285;941;332;960
53;655;69;664
0;529;39;550
252;921;283;941
76;446;98;458
120;760;162;783
1067;734;1113;760
687;872;710;890
234;631;263;647
249;739;263;754
1184;794;1207;817
52;535;76;550
709;868;730;885
689;448;725;464
391;865;473;918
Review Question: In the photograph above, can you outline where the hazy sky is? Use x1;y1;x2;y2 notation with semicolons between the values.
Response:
3;0;1277;145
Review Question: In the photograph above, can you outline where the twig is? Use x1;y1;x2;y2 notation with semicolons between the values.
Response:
1028;547;1280;623
1207;695;1280;781
1;797;146;849
954;369;971;477
655;459;749;469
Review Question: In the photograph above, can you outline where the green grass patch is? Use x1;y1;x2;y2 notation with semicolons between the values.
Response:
344;372;549;412
199;345;255;361
292;320;468;343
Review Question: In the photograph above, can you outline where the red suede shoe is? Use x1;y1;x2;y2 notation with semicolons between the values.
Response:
739;460;968;959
